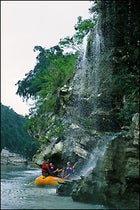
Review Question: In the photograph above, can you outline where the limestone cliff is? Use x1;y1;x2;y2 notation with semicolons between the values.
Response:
32;1;139;208
71;113;139;209
59;1;139;209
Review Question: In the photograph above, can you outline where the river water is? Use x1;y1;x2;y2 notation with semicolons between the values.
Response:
1;165;108;209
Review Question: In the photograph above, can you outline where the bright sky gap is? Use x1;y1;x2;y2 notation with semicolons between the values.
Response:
1;1;91;116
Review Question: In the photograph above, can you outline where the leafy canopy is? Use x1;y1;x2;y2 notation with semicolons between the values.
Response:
1;103;38;159
59;16;97;51
15;15;95;112
15;13;95;143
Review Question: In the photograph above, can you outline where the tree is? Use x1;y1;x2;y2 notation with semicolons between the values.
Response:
1;103;38;158
59;16;96;51
15;13;96;145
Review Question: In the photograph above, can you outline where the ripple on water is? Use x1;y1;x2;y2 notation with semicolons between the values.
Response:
1;167;108;209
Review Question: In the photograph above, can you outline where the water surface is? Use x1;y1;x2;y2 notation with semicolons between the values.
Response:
1;165;108;209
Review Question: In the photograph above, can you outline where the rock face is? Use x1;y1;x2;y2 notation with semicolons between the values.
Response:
59;1;139;209
71;113;139;209
102;117;139;209
57;180;77;196
32;138;63;167
32;1;139;209
1;149;27;166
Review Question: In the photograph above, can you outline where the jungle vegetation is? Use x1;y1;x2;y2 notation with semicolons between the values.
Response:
15;14;95;145
15;0;139;146
1;103;38;159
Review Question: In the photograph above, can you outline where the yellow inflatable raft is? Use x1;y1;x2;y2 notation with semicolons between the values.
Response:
34;175;64;186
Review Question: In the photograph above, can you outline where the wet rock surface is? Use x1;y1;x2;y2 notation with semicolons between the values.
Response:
71;114;139;209
56;179;77;196
31;1;139;209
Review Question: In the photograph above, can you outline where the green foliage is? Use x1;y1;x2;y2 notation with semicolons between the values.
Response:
98;0;140;127
119;99;139;125
16;45;76;104
1;103;38;159
15;9;97;145
59;16;96;51
24;108;63;146
15;45;77;145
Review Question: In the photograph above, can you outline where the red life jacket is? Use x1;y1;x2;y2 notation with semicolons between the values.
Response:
42;162;50;173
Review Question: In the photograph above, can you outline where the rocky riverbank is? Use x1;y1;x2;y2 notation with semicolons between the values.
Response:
1;149;28;166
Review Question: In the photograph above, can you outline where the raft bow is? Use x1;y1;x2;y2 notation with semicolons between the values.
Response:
34;175;64;186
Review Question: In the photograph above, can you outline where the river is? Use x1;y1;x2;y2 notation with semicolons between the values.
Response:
1;165;108;209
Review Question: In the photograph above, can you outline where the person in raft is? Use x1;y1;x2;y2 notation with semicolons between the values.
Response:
49;162;59;176
73;158;84;176
58;167;65;178
41;156;51;177
63;162;74;179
